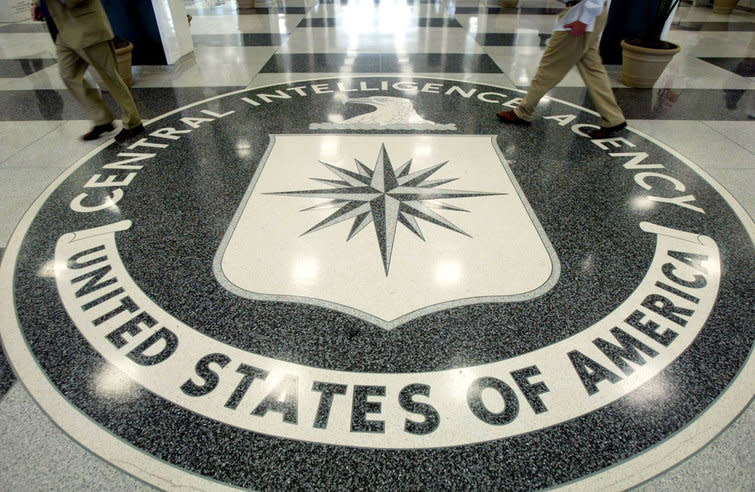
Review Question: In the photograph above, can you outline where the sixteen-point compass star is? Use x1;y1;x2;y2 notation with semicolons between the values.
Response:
269;144;505;275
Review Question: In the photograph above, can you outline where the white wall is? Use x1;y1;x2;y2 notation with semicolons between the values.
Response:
151;0;194;65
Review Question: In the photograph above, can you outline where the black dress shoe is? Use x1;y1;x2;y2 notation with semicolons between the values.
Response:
114;124;145;142
81;122;115;141
587;121;627;139
496;110;530;125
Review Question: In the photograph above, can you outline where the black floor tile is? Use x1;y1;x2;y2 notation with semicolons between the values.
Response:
0;86;752;121
237;6;308;14
127;87;248;118
548;86;755;121
0;86;245;121
192;33;289;47
672;21;755;31
0;59;57;78
260;53;501;73
475;32;551;46
418;18;463;27
298;17;462;27
185;6;307;14
453;6;564;14
297;17;337;27
699;57;755;77
0;23;47;33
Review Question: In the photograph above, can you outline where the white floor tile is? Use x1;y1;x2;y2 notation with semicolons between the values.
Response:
457;13;557;33
0;198;34;248
0;120;104;170
0;121;64;164
665;31;755;58
279;28;485;53
485;46;590;87
0;33;56;59
0;167;66;196
674;3;754;22
487;48;754;91
0;63;75;91
308;1;452;18
636;402;755;492
0;171;64;248
653;53;754;90
628;119;755;170
249;71;518;89
703;168;755;216
0;385;155;491
188;14;303;34
703;120;755;153
132;46;278;87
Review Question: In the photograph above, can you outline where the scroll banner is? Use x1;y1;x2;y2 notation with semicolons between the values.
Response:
54;220;720;448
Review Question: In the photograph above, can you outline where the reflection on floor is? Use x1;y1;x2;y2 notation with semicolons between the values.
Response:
0;0;753;489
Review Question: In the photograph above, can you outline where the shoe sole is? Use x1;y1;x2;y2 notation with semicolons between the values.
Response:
588;123;627;139
114;127;145;143
496;114;530;125
81;126;115;141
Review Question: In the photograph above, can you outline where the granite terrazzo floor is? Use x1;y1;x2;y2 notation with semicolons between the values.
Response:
0;0;753;490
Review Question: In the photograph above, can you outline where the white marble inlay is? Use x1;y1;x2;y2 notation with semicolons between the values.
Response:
218;134;556;325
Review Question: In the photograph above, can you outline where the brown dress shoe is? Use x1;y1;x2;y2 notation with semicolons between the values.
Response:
81;122;115;141
496;110;530;125
587;121;627;139
114;124;146;142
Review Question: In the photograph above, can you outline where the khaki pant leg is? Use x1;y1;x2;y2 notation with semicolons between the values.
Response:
80;41;142;129
515;30;586;121
56;38;114;126
575;7;625;127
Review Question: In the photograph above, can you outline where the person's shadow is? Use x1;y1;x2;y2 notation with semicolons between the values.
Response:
23;16;64;120
722;35;755;117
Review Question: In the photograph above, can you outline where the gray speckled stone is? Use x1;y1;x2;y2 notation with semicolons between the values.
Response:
2;77;753;490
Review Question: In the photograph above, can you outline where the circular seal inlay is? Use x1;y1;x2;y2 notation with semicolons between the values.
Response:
1;77;753;490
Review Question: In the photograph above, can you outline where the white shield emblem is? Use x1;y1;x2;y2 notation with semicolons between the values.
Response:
215;133;559;329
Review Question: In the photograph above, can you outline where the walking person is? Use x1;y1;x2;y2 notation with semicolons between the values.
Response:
31;0;145;142
497;0;626;139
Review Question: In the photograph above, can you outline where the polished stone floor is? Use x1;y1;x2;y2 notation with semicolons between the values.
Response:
0;0;753;490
